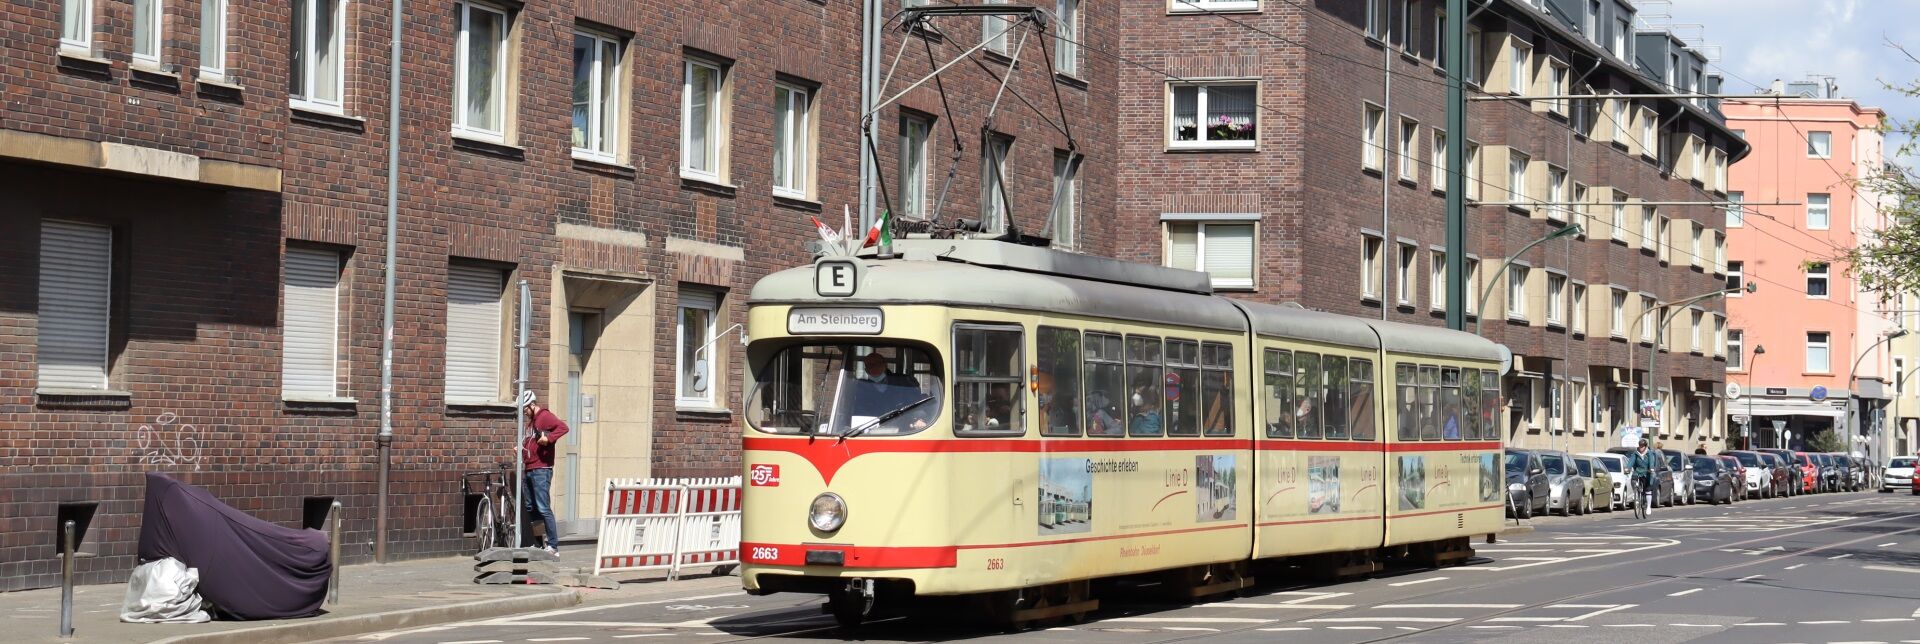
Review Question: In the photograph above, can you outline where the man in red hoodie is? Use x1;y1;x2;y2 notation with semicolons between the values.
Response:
519;391;570;554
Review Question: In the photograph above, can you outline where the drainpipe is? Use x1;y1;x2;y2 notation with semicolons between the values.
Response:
1379;39;1392;321
376;0;406;564
858;0;881;229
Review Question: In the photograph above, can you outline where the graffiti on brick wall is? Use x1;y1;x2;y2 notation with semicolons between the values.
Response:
136;412;204;470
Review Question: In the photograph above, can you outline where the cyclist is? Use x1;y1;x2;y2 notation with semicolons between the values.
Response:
1627;439;1658;518
518;391;570;555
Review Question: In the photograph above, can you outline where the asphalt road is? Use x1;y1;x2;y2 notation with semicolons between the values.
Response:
343;490;1920;644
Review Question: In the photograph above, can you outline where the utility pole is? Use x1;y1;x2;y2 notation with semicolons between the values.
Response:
1443;0;1467;330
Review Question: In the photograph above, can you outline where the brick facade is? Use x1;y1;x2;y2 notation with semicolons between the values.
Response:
1;0;1115;589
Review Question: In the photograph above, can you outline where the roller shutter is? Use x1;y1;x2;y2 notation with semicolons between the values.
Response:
37;221;112;390
1202;223;1254;288
446;262;503;402
282;247;340;396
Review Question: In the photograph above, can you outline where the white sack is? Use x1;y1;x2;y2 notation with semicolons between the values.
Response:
120;558;212;624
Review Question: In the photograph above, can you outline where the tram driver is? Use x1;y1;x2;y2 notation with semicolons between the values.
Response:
843;351;931;433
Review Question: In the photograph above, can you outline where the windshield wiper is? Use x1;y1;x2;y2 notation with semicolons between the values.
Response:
837;396;935;444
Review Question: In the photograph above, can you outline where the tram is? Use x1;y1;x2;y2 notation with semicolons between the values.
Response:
739;239;1507;627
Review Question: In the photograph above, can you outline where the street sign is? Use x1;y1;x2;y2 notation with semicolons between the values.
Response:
1727;382;1743;399
1810;386;1828;402
1732;414;1750;424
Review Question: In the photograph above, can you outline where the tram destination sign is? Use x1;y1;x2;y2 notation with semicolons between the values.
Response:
788;307;884;335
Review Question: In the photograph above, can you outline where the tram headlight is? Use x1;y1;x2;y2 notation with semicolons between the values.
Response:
808;492;848;533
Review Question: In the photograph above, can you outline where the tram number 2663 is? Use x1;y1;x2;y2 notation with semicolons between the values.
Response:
985;558;1005;570
751;547;781;562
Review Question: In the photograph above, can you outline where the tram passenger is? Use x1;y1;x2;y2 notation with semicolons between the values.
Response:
1044;386;1079;434
1088;391;1123;435
845;352;930;432
1130;386;1163;436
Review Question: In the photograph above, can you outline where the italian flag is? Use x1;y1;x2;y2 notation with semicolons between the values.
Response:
860;210;893;249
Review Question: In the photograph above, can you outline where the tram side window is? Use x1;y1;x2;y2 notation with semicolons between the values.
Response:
1038;326;1082;437
1202;342;1234;437
1295;352;1323;439
952;325;1025;435
1417;365;1440;440
1084;332;1125;436
1322;355;1349;440
1164;340;1201;436
1461;368;1482;440
1479;370;1501;440
1126;336;1165;436
1396;364;1418;441
1349;358;1376;440
1264;348;1294;438
1441;367;1463;440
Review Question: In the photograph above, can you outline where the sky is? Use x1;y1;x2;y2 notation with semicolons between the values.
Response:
1660;0;1920;161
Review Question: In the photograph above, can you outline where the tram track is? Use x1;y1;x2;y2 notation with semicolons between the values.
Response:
1131;494;1920;644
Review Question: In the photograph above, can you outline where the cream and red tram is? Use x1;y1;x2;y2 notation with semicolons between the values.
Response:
739;240;1507;626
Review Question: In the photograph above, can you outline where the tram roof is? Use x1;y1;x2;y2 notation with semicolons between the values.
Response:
1229;300;1382;350
1366;318;1506;363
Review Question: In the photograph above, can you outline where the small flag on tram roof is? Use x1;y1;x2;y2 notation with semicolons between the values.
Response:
810;215;842;249
860;210;892;248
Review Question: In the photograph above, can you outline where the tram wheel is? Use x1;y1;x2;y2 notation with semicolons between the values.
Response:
828;590;869;629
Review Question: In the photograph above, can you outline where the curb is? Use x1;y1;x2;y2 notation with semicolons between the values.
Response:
1495;523;1536;539
146;588;581;644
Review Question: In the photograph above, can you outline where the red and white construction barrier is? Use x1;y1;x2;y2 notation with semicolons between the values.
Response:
592;477;741;579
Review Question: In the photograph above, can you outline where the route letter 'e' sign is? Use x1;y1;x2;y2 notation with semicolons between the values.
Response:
815;259;858;297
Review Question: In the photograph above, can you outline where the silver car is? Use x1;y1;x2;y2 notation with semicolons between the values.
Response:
1540;450;1590;515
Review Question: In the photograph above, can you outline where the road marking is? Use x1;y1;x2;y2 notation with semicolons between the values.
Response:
1206;603;1352;609
1301;617;1461;624
1162;627;1220;632
1800;620;1850;624
1257;627;1310;632
1735;623;1786;626
1864;565;1920;574
492;592;743;621
1881;542;1901;547
1604;624;1653;627
1505;557;1567;561
1487;617;1565;623
1472;548;1555;553
1396;626;1422;631
528;639;590;642
1670;623;1719;627
1785;564;1806;570
1326;626;1382;630
1668;588;1703;597
1454;538;1680;571
1467;625;1521;629
1107;617;1268;624
1388;577;1448;587
611;636;674;640
1734;574;1764;583
1911;605;1920;618
439;641;503;644
1046;627;1076;631
1832;553;1856;560
1568;549;1630;554
1561;535;1642;539
1375;604;1523;609
1865;618;1915;623
1569;604;1638;621
1542;624;1589;628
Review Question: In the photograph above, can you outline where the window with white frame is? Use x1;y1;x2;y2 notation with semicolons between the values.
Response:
61;0;92;51
1807;131;1832;159
1688;135;1704;180
1728;329;1744;369
1638;106;1657;155
1398;117;1419;181
898;114;931;219
772;83;813;198
983;0;1011;54
1172;83;1258;148
1689;223;1702;266
1431;129;1448;193
446;261;506;403
1546;165;1567;219
1361;102;1385;170
1572;183;1588;226
1433;9;1447;66
1430;249;1447;310
1639;295;1656;343
1400;0;1421;55
1508;265;1528;319
1585;0;1599;40
681;58;727;180
1508;150;1530;205
571;29;623;162
982;134;1012;230
1362;235;1384;300
1052;151;1079;249
291;0;346;111
454;1;512;140
201;0;227;78
1714;315;1726;358
1806;331;1831;373
1713;149;1728;190
1465;141;1482;199
1897;357;1907;393
1167;222;1255;289
1611;95;1629;142
1806;262;1829;298
133;0;161;64
1725;191;1744;227
1640;206;1656;250
1056;0;1079;76
676;288;722;407
1612;17;1629;58
1571;282;1587;334
1365;0;1385;38
37;221;113;390
1657;215;1670;263
1465;27;1482;85
283;247;342;397
1610;288;1627;336
1508;41;1531;95
1807;193;1830;230
1174;0;1258;11
1546;59;1569;114
1611;192;1628;242
1689;310;1702;352
1547;273;1566;325
1397;243;1417;306
1465;257;1481;316
1727;260;1743;294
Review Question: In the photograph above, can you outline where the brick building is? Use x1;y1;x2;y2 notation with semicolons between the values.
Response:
0;0;1114;589
1117;0;1744;453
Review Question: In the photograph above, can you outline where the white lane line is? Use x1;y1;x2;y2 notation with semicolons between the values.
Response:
1735;622;1786;626
1106;617;1269;624
493;592;742;621
440;641;503;644
1560;535;1643;539
1162;627;1220;632
1863;565;1920;574
1271;591;1353;603
1487;617;1565;623
1833;553;1857;560
1472;548;1555;553
1396;627;1422;631
528;639;591;642
1603;624;1654;627
1542;624;1589;628
1326;626;1383;630
483;622;721;628
1668;588;1703;597
611;636;675;640
1567;549;1629;554
1388;577;1448;587
1257;627;1310;632
1046;627;1076;632
1911;605;1920;618
1670;623;1720;627
1205;603;1353;609
1505;557;1569;561
1785;564;1806;570
1800;620;1851;624
1301;617;1461;624
1735;574;1764;583
1375;604;1523;609
1866;618;1916;623
1569;604;1638;621
1467;625;1522;630
1881;542;1901;547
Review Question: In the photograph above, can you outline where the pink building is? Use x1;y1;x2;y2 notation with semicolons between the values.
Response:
1722;85;1898;458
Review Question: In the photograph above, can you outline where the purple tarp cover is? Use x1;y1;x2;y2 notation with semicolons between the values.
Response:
136;473;333;620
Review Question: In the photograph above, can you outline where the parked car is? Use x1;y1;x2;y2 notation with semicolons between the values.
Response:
1836;454;1864;491
1726;450;1773;499
1883;456;1916;493
1815;453;1841;493
1574;456;1616;512
1691;455;1736;504
1660;449;1696;504
1605;447;1676;507
1538;450;1588;515
1717;454;1747;501
1764;452;1795;496
1506;449;1550;518
1792;452;1819;493
1584;452;1633;510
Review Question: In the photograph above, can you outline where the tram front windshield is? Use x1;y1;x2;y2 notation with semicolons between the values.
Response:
748;343;943;436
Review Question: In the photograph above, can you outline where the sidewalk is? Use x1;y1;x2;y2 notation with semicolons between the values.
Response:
7;546;743;644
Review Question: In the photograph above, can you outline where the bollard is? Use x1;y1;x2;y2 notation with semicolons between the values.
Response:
60;520;75;638
328;501;343;605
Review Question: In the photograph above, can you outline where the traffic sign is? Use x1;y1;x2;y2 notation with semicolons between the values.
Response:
1811;386;1828;402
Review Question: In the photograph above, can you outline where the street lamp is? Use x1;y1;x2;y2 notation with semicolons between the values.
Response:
1847;327;1910;463
1747;344;1765;448
1475;224;1583;336
1643;282;1757;451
